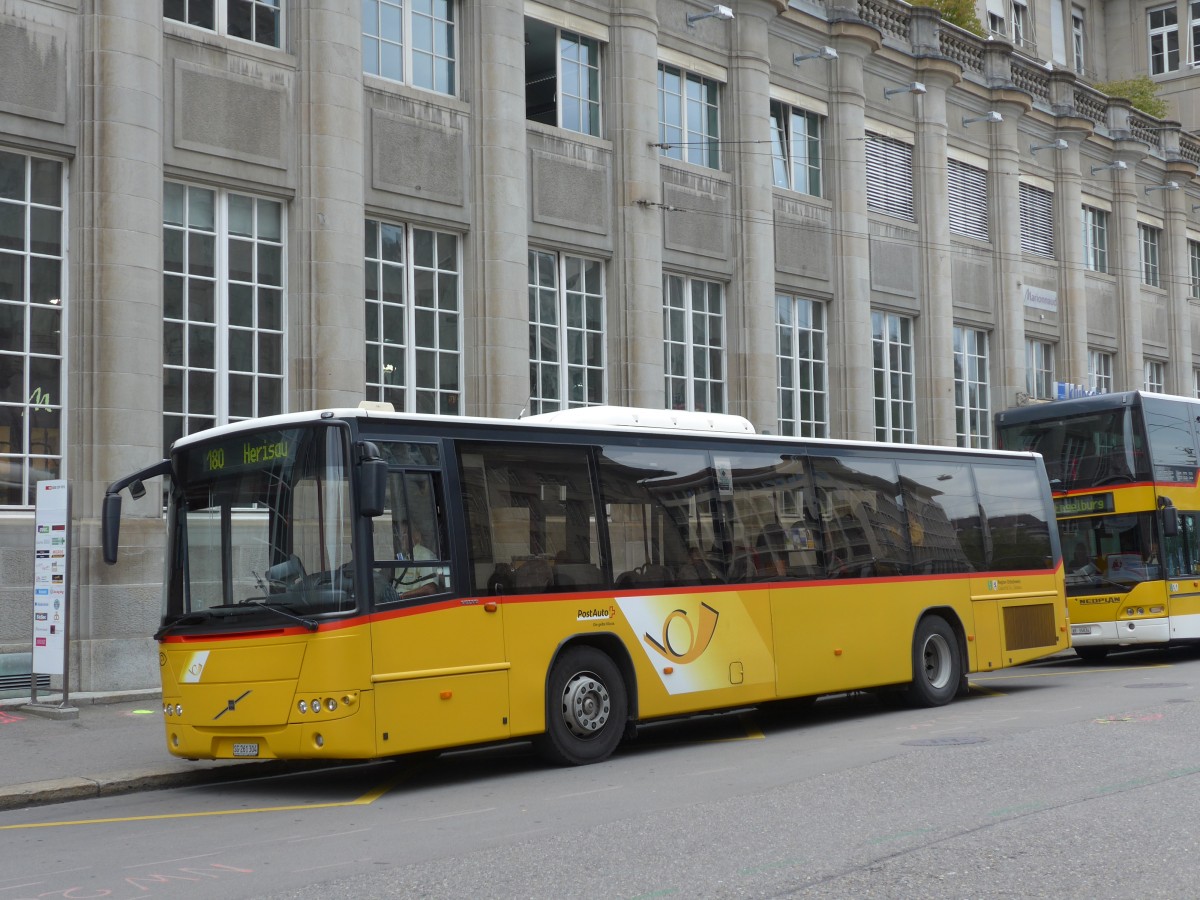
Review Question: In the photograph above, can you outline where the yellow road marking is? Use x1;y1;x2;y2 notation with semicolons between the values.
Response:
0;770;412;831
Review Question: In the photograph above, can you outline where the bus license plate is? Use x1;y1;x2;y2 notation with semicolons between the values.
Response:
1071;625;1091;636
232;742;259;758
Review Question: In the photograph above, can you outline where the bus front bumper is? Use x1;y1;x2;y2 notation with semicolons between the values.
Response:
1070;617;1169;647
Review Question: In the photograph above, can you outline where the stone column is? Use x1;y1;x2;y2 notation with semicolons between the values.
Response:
294;4;366;406
73;0;165;689
1051;127;1092;388
726;0;785;429
827;22;882;440
989;93;1032;411
467;0;529;416
1110;145;1147;390
609;0;665;408
913;61;959;445
1164;160;1197;394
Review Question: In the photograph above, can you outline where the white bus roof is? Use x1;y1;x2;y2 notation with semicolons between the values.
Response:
171;404;1041;463
520;405;755;434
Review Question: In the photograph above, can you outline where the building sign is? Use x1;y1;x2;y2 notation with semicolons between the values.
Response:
1022;285;1058;313
1054;492;1114;517
32;480;69;676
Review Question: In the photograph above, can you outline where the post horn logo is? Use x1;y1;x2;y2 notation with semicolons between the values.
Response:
643;602;719;664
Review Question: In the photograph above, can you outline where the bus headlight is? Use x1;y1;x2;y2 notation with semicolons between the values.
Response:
325;698;338;712
311;698;321;713
298;700;307;714
175;704;183;717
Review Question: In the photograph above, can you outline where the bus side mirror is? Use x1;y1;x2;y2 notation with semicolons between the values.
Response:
102;492;123;564
1162;504;1179;538
359;458;388;518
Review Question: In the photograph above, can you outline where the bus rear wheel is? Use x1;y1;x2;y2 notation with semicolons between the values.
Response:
537;646;627;766
906;615;961;707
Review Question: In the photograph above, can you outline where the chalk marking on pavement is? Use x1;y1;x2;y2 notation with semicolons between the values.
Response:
414;806;497;823
286;827;371;843
123;851;222;869
0;769;413;831
553;785;622;800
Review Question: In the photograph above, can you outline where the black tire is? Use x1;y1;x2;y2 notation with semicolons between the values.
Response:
906;615;961;708
1074;645;1110;663
536;646;627;766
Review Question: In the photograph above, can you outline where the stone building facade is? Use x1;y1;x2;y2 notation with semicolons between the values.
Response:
3;0;1200;691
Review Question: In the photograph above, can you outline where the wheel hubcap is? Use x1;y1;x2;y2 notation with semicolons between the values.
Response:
561;671;611;738
922;633;952;690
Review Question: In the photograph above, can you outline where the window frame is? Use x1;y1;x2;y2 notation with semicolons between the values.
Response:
1144;359;1166;393
953;325;991;448
528;247;606;415
1149;4;1181;75
872;310;916;443
1082;204;1109;273
769;100;823;197
657;63;721;170
362;0;457;95
776;293;828;438
0;148;66;509
1139;222;1162;287
1025;338;1055;401
164;0;282;48
1072;6;1086;74
664;273;726;413
364;219;463;416
1088;348;1114;394
1190;238;1200;299
163;182;287;457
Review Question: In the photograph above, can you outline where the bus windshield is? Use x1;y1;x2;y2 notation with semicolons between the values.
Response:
997;405;1149;492
1060;511;1161;596
165;424;358;625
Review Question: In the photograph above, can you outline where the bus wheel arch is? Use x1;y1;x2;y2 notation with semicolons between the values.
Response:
906;610;965;707
536;637;634;766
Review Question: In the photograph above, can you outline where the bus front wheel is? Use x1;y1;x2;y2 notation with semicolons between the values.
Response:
537;646;627;766
906;615;961;707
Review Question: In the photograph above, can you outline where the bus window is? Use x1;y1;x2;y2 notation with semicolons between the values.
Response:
1163;512;1200;578
714;450;821;582
1142;396;1200;483
810;453;911;577
459;442;604;594
596;446;713;587
897;460;979;574
974;461;1055;571
367;442;450;603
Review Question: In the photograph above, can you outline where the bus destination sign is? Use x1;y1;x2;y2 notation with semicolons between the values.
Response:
188;431;294;478
1054;492;1114;517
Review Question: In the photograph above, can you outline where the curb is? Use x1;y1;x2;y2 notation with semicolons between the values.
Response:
0;689;162;711
0;760;325;812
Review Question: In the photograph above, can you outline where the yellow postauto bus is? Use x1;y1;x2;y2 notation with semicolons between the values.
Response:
103;405;1067;765
998;390;1199;662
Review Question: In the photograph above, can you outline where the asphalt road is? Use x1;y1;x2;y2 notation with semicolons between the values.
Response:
3;647;1200;899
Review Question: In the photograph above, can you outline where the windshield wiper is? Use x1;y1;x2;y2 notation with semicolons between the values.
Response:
154;602;318;639
234;601;319;631
153;612;211;641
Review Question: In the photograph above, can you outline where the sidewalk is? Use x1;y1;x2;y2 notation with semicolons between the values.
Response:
0;691;306;811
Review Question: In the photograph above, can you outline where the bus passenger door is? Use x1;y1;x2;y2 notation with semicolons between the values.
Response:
366;449;509;756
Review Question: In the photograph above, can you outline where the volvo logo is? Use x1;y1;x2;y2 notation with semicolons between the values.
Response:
213;690;251;720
